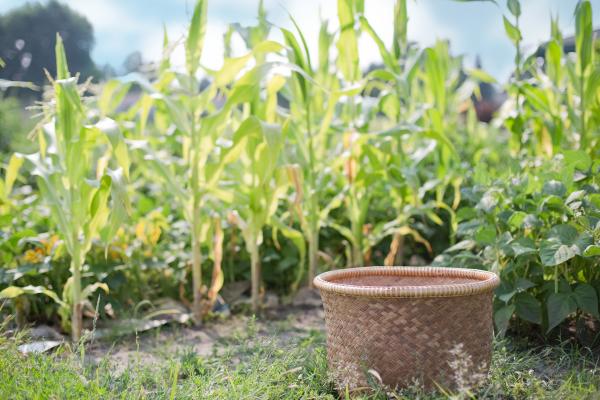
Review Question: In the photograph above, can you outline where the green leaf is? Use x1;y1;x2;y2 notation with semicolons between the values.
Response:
318;19;333;74
359;16;397;73
55;34;70;80
542;180;566;197
539;224;585;266
515;292;541;324
271;216;306;279
456;207;477;222
98;80;131;116
477;190;500;213
0;285;65;307
503;16;521;44
547;292;577;332
508;211;527;229
445;240;476;253
498;278;535;303
206;137;248;188
101;168;130;247
521;84;552;114
54;77;84;146
507;0;521;17
539;195;565;212
583;245;600;257
467;68;497;83
563;150;591;171
423;130;457;156
475;225;496;245
90;176;111;218
546;40;562;82
494;304;514;336
565;190;586;205
4;153;24;196
328;221;358;249
540;239;579;266
515;277;536;291
185;0;208;76
94;118;131;180
336;0;360;82
281;28;309;102
393;0;408;57
24;153;73;254
510;237;537;257
83;177;111;254
575;0;592;74
573;284;599;318
584;65;600;105
81;282;109;300
288;13;313;72
213;53;253;87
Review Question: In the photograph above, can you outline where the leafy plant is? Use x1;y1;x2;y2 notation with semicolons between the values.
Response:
124;0;285;320
280;13;352;283
498;0;599;156
0;0;597;342
0;35;130;340
228;117;288;311
434;152;600;334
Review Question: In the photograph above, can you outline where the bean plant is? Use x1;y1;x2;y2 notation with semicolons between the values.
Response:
435;0;600;335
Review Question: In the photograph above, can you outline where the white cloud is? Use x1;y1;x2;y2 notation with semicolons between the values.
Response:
3;0;593;81
68;0;138;30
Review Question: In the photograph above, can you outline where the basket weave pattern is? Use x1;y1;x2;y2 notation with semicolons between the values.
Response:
314;267;499;392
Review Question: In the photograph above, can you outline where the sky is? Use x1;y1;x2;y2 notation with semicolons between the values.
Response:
1;0;598;82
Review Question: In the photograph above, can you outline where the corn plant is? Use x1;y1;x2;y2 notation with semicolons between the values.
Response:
496;0;599;157
228;117;289;311
278;15;351;285
0;35;130;341
222;4;337;289
325;0;450;266
125;0;287;320
361;0;494;263
324;0;371;267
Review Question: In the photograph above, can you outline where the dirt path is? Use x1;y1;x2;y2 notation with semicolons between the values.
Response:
85;305;326;373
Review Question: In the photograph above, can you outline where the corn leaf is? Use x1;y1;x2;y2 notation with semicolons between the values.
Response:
185;0;208;76
0;285;66;307
336;0;360;82
575;0;592;75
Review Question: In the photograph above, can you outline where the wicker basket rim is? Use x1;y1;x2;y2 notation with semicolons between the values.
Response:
313;266;500;298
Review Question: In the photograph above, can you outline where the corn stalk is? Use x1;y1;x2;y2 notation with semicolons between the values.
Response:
126;0;285;322
229;117;288;312
1;35;130;341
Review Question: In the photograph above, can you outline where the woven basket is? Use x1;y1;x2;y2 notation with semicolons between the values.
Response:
314;266;500;393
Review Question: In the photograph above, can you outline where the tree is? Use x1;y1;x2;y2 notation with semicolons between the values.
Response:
0;1;97;88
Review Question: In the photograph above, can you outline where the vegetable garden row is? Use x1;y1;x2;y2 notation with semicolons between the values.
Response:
0;0;599;344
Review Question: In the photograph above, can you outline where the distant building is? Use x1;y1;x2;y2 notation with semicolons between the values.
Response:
534;29;600;58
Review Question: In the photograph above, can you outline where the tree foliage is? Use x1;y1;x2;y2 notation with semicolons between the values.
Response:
0;0;97;89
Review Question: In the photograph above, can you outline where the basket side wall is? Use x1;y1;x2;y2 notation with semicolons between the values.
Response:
321;291;494;391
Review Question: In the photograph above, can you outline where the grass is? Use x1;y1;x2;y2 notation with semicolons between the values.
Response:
1;318;600;400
